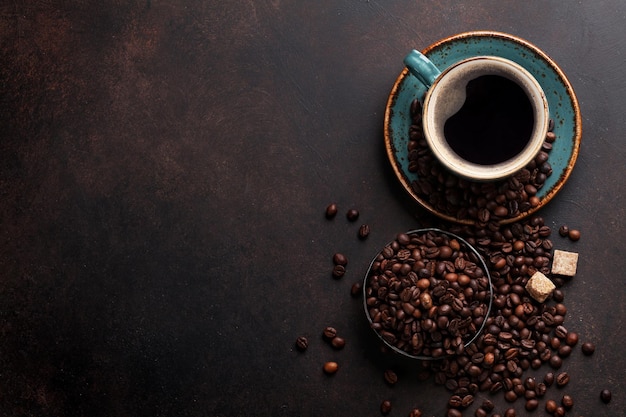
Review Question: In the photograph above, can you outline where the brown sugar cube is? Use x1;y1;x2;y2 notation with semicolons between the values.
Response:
551;250;579;276
525;271;556;303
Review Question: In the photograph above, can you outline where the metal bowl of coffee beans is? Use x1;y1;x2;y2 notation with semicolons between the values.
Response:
363;228;493;360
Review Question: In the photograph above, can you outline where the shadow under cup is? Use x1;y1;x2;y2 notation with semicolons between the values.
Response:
421;56;549;182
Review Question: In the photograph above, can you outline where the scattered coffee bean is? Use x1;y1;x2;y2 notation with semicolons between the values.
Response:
332;264;346;278
546;399;558;413
566;331;579;346
380;399;392;415
525;398;538;411
447;408;462;417
568;228;581;241
333;253;348;266
504;408;516;417
331;336;345;350
383;369;398;385
325;203;338;219
544;372;555;386
561;394;574;410
295;336;308;351
322;326;337;340
600;389;612;403
408;409;423;417
554;406;566;417
346;208;359;222
558;225;569;237
556;371;570;387
474;408;487;417
581;341;596;355
358;224;370;239
350;281;362;297
323;361;338;374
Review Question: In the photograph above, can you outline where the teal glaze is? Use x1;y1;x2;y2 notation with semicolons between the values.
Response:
403;50;441;88
386;32;581;223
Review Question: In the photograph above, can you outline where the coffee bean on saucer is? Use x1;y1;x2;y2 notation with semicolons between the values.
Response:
346;208;359;221
325;203;338;219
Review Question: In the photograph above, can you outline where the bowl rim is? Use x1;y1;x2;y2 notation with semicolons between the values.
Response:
362;228;494;360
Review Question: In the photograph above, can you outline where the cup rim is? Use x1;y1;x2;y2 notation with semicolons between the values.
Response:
362;228;493;360
422;55;549;181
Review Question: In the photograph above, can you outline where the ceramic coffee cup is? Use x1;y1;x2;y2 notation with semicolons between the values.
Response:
404;50;549;181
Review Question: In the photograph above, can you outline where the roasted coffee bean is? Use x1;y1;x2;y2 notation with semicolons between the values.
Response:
346;208;360;221
408;409;423;417
556;372;570;387
448;395;463;408
325;203;338;219
383;369;398;385
554;406;566;417
561;394;574;410
545;399;558;413
350;281;362;297
558;345;572;358
568;229;581;241
581;341;596;355
600;389;612;403
332;264;346;278
323;326;337;340
549;354;563;369
544;372;555;386
535;382;547;397
558;225;569;236
566;331;579;346
333;253;348;266
503;408;516;417
295;336;308;351
358;224;370;239
323;361;338;374
447;409;462;417
380;399;392;415
474;408;487;417
481;399;495;412
331;336;345;349
461;394;474;408
525;398;538;411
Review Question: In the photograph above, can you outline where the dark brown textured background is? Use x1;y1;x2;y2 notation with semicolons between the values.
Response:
1;1;625;416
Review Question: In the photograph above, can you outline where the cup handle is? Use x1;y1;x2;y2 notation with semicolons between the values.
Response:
403;50;441;88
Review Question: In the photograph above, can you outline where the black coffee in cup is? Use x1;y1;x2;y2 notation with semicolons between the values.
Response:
443;75;534;165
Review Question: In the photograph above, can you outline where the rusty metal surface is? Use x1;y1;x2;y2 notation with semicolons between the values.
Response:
1;1;625;416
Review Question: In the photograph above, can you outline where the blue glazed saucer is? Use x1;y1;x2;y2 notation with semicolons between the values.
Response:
384;31;582;225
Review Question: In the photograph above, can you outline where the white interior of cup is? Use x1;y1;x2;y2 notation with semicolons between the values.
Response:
423;56;549;181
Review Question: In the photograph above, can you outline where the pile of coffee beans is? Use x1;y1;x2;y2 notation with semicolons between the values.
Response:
424;216;591;416
295;198;608;416
406;98;556;224
364;229;492;358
